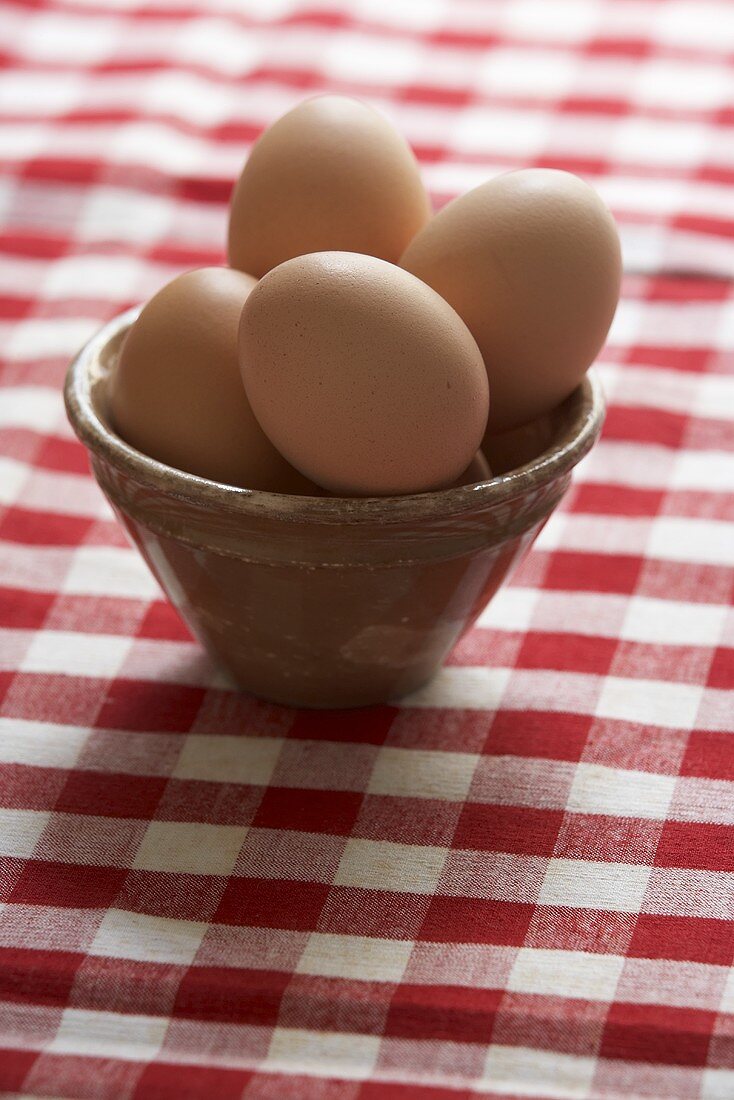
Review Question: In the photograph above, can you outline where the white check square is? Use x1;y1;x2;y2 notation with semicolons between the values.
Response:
538;859;651;913
0;809;49;858
335;838;447;895
454;104;547;156
368;747;478;802
266;1028;379;1080
478;586;538;631
133;821;246;876
596;676;702;731
481;1045;596;1095
621;596;727;646
508;948;624;1001
27;13;117;63
20;630;131;679
719;964;734;1014
174;735;282;785
0;456;28;506
79;186;172;245
0;716;86;770
62;546;159;599
566;763;676;820
702;1069;734;1100
89;908;207;966
47;1008;168;1060
297;933;413;983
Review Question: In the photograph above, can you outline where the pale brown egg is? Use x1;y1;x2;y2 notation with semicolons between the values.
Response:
401;169;622;432
239;252;489;496
228;96;430;279
109;267;318;493
324;451;492;498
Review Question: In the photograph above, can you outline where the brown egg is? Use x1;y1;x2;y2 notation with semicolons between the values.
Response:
228;96;430;279
401;169;622;432
325;451;492;498
239;252;489;496
109;267;317;493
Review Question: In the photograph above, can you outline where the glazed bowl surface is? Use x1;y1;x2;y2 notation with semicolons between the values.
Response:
65;308;605;707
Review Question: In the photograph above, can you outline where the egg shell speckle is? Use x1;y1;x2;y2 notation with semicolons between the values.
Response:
239;252;490;496
228;95;431;279
109;267;318;493
401;168;621;432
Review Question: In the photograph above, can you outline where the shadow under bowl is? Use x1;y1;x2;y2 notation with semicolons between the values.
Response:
65;307;605;708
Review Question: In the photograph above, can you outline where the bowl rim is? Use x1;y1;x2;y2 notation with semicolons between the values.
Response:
64;305;606;526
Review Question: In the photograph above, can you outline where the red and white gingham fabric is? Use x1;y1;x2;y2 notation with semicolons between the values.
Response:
1;1;733;1097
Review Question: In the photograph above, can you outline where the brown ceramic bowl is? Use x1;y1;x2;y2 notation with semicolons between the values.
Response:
65;307;605;708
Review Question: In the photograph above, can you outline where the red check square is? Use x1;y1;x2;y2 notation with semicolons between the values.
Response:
420;898;534;946
682;732;734;781
134;1063;250;1100
55;771;167;820
97;681;205;732
9;860;125;909
173;966;291;1026
253;787;363;836
601;1003;716;1067
453;804;564;857
486;711;591;762
0;587;54;630
655;821;734;872
628;915;734;966
385;984;502;1043
0;946;82;1008
215;878;330;931
0;1049;39;1095
517;631;618;676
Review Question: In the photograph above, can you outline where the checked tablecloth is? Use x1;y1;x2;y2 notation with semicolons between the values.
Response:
0;1;733;1097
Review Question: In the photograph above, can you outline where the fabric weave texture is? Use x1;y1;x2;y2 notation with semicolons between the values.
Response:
0;0;732;1097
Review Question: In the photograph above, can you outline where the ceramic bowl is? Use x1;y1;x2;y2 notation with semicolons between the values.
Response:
65;307;605;708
